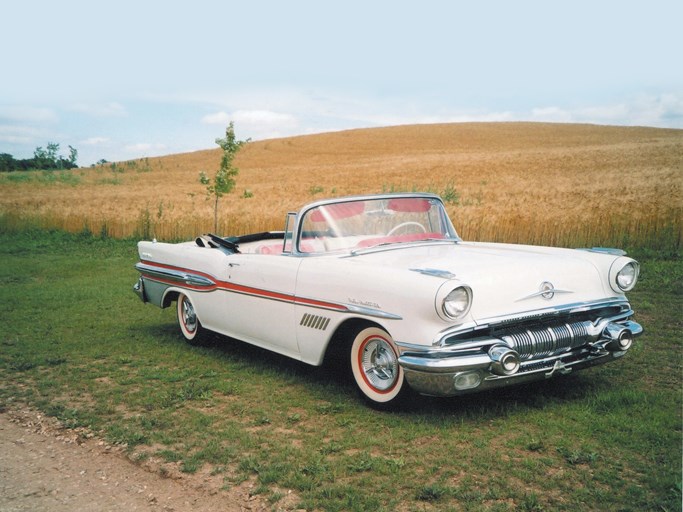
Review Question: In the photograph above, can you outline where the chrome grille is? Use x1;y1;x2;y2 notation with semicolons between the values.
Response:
500;320;592;360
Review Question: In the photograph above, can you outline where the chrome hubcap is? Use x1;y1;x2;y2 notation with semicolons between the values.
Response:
361;338;398;391
182;298;197;332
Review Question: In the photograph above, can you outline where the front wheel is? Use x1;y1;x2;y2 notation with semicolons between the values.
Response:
177;293;207;345
350;327;410;408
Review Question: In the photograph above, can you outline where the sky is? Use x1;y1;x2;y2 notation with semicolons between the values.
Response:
1;0;682;166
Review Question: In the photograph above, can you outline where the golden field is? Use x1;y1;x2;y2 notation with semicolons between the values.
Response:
1;122;681;249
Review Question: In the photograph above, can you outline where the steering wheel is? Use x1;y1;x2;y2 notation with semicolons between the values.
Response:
387;222;427;236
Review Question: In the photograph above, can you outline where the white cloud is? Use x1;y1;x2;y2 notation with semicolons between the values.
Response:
0;133;32;144
624;93;683;127
69;102;127;117
80;136;110;145
124;142;167;154
201;108;299;140
202;109;297;127
0;124;43;144
233;109;297;127
530;107;574;123
0;106;58;123
192;89;683;145
201;111;232;125
531;93;683;127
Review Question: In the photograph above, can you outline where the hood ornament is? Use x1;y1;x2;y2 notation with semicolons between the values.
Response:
516;281;573;302
540;281;555;300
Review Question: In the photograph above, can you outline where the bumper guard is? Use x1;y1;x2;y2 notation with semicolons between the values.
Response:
398;319;643;397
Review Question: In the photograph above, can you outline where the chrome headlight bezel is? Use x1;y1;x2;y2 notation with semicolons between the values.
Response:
439;285;473;321
609;258;640;293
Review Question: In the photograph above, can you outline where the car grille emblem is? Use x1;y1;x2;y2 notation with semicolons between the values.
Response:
540;281;555;300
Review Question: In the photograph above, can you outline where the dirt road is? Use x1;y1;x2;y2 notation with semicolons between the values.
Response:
0;408;288;512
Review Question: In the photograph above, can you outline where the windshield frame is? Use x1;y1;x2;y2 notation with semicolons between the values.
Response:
293;193;460;256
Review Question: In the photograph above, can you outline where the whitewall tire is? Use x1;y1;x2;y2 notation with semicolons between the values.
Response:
177;293;206;345
350;326;408;407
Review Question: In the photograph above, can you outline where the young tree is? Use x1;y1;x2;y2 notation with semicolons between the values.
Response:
199;122;249;233
66;145;78;168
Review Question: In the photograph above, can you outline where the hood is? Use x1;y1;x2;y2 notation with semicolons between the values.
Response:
351;241;617;321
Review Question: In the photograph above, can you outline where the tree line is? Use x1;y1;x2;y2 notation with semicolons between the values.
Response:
1;143;78;172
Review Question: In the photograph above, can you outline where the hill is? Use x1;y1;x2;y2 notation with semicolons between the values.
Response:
1;122;681;250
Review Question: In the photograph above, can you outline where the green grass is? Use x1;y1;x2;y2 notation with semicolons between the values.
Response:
0;169;82;185
0;230;680;511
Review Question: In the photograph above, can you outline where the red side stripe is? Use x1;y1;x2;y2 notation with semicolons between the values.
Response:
139;260;348;312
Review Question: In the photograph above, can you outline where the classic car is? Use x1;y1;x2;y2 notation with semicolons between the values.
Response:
133;193;642;407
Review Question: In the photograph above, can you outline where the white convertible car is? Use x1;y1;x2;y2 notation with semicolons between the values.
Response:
133;193;642;407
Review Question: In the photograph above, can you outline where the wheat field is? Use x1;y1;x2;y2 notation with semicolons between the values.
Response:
1;122;681;250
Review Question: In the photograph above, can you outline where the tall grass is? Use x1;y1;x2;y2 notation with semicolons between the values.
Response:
454;208;682;252
1;123;681;251
1;205;679;253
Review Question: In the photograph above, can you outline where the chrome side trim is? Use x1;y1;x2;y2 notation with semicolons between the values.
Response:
134;262;402;320
135;262;216;288
344;303;403;320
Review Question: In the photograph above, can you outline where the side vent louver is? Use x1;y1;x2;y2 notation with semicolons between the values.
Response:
300;313;330;331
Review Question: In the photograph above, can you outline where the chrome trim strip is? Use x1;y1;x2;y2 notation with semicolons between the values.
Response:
399;352;491;373
344;303;403;320
135;262;216;287
135;261;402;320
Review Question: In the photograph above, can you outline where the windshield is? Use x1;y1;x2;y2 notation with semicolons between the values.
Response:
298;196;457;254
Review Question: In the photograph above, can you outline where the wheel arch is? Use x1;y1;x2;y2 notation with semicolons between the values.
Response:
162;288;207;330
322;317;388;367
161;288;182;308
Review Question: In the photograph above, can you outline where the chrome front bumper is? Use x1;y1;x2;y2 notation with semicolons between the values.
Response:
397;318;643;397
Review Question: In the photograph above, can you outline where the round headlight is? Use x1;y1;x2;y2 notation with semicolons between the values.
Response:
442;286;472;319
616;262;639;291
609;258;639;292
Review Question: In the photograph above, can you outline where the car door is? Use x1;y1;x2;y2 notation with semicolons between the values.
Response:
220;252;303;359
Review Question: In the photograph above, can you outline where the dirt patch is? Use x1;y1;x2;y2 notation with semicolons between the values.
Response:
0;407;300;512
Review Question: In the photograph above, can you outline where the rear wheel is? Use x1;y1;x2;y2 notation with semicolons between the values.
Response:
350;326;409;408
177;293;207;345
